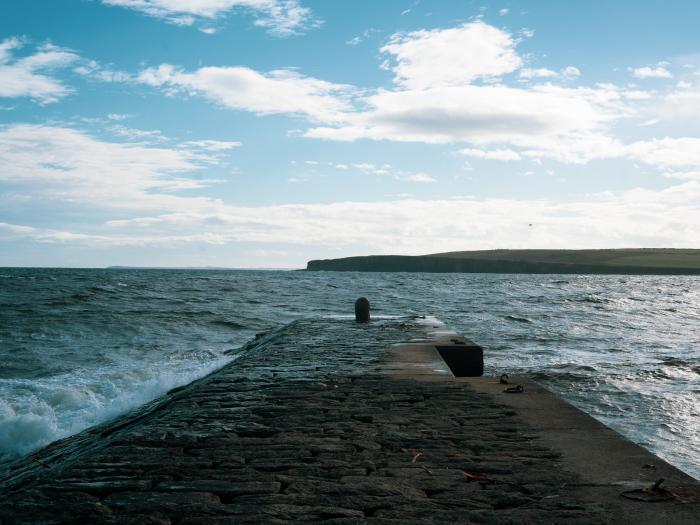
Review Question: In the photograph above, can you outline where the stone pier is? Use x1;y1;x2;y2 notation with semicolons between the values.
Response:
1;317;698;524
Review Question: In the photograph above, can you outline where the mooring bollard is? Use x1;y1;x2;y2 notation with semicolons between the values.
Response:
355;297;370;323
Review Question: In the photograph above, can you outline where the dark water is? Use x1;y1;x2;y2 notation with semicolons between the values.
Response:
1;268;698;479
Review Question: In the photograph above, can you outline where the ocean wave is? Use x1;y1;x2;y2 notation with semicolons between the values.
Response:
0;355;233;462
69;292;92;301
659;356;698;368
504;315;533;323
528;370;599;383
574;295;610;304
209;319;248;329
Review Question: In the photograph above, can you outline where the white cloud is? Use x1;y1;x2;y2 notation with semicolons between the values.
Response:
561;66;581;79
107;113;131;120
498;8;509;16
102;0;319;36
294;21;642;165
109;125;166;141
3;183;699;253
0;38;78;104
653;82;700;124
299;21;700;167
625;137;700;169
380;21;522;89
345;28;380;46
0;222;114;243
623;90;652;100
519;66;580;81
632;66;672;79
74;60;133;83
0;38;21;63
639;118;659;127
458;147;522;161
0;124;235;209
306;83;628;164
292;160;435;183
662;170;700;181
252;0;320;35
352;162;391;175
2;125;699;256
137;64;355;123
181;139;242;151
395;172;435;183
84;20;669;168
60;18;700;175
519;67;557;79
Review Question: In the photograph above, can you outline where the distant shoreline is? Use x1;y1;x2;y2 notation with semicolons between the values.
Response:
306;248;700;275
0;266;295;271
106;266;295;271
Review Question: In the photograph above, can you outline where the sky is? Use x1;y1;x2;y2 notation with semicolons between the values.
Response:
1;0;700;268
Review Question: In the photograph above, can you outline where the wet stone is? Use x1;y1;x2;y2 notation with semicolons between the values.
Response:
0;318;612;524
223;503;365;521
98;515;172;525
103;491;221;513
156;480;281;498
44;479;152;494
0;490;114;524
282;467;368;479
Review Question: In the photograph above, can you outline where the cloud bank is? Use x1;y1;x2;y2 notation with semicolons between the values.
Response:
2;123;699;263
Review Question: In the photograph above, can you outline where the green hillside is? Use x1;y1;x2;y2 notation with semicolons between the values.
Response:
428;249;700;269
306;249;700;275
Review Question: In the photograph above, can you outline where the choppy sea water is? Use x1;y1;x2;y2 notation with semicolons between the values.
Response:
0;268;698;480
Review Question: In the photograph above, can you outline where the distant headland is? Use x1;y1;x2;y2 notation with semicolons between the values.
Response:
306;248;700;275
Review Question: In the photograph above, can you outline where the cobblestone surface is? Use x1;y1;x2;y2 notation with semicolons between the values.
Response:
0;318;609;524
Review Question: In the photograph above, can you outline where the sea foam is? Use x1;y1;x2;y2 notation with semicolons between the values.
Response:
0;355;232;461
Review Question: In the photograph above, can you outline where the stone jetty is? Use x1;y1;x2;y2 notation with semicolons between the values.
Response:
1;317;698;524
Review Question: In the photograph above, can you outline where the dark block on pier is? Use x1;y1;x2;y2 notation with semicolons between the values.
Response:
436;344;484;377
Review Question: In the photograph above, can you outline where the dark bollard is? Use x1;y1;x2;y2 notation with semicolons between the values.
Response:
355;297;370;323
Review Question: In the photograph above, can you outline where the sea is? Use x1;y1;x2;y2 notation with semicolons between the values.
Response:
0;268;698;480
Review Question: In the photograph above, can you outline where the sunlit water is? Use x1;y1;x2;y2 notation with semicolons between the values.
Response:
1;268;698;479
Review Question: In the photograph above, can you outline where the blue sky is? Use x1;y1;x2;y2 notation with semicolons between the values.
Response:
1;0;700;268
